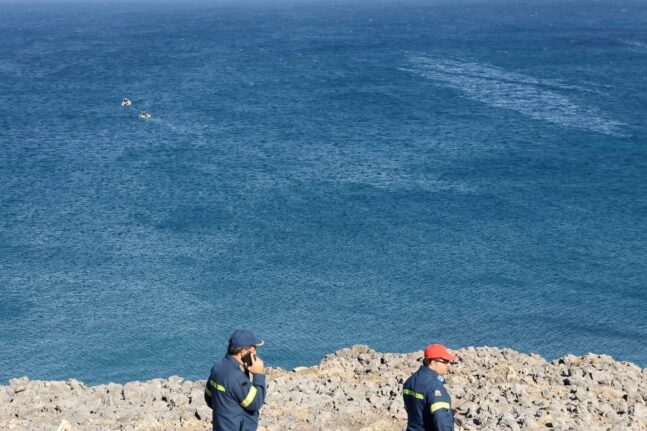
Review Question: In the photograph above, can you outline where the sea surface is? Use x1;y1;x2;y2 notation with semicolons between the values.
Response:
1;0;646;385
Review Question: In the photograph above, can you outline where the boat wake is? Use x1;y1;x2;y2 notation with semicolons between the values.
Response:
401;55;626;137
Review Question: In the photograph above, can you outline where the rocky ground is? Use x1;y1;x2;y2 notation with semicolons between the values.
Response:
2;345;646;430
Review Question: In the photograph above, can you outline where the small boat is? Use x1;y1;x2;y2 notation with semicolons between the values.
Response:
121;97;132;107
138;111;151;119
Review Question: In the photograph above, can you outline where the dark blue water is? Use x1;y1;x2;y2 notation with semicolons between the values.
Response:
1;0;646;384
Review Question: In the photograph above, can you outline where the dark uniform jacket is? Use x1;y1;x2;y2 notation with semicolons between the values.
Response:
403;366;454;431
205;355;266;431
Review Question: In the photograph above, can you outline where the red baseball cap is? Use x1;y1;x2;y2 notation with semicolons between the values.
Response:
424;344;457;362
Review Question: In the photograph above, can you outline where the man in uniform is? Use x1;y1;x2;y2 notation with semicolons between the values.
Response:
205;329;267;431
403;343;457;431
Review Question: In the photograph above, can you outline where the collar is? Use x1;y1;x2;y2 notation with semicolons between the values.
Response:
420;365;444;383
225;354;248;373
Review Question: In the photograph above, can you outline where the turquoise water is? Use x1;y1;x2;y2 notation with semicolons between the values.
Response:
1;0;646;384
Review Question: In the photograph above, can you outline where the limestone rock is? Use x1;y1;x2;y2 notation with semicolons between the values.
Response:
1;346;645;430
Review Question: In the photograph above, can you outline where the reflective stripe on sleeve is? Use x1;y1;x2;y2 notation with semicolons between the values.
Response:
204;386;212;396
430;401;450;413
240;386;258;408
210;379;226;392
403;389;424;400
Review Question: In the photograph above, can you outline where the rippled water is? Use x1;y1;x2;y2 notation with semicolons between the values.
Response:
403;56;626;136
1;0;646;384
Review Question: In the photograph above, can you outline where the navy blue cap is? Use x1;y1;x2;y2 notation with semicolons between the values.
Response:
229;329;265;348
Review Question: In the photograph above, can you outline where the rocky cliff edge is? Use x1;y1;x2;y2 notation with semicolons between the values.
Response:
2;345;646;430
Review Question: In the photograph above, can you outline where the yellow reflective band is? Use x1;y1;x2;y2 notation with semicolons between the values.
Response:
204;386;212;396
431;401;450;413
210;379;226;392
403;389;424;400
240;386;258;408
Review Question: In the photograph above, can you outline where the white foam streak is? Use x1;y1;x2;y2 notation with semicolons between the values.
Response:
620;39;647;49
405;56;625;136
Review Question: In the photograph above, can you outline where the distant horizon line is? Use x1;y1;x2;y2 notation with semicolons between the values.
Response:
0;0;618;7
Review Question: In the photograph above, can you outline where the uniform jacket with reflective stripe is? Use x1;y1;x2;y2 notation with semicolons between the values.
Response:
403;366;454;431
205;355;266;431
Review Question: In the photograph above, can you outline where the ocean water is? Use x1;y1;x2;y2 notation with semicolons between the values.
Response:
1;0;646;385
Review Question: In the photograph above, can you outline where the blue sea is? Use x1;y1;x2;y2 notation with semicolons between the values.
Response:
1;0;646;385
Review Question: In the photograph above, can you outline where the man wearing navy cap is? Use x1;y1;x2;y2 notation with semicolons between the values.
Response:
403;343;458;431
205;329;267;431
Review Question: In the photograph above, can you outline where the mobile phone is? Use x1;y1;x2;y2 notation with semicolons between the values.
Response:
242;352;255;367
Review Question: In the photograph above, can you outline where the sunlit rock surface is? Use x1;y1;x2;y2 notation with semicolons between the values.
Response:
2;345;646;430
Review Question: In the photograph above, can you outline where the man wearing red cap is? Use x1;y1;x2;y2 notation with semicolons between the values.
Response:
402;343;457;431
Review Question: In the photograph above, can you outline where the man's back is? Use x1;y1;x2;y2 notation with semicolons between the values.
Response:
403;366;454;431
206;355;266;431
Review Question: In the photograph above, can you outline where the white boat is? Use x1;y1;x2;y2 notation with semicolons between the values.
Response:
121;97;132;107
138;111;151;119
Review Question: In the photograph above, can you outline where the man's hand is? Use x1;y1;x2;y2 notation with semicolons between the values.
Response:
248;354;265;375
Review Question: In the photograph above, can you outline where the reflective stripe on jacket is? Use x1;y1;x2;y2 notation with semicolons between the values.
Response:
403;366;454;431
205;355;266;431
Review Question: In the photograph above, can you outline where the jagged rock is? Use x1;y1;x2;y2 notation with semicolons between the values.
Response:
1;346;645;430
